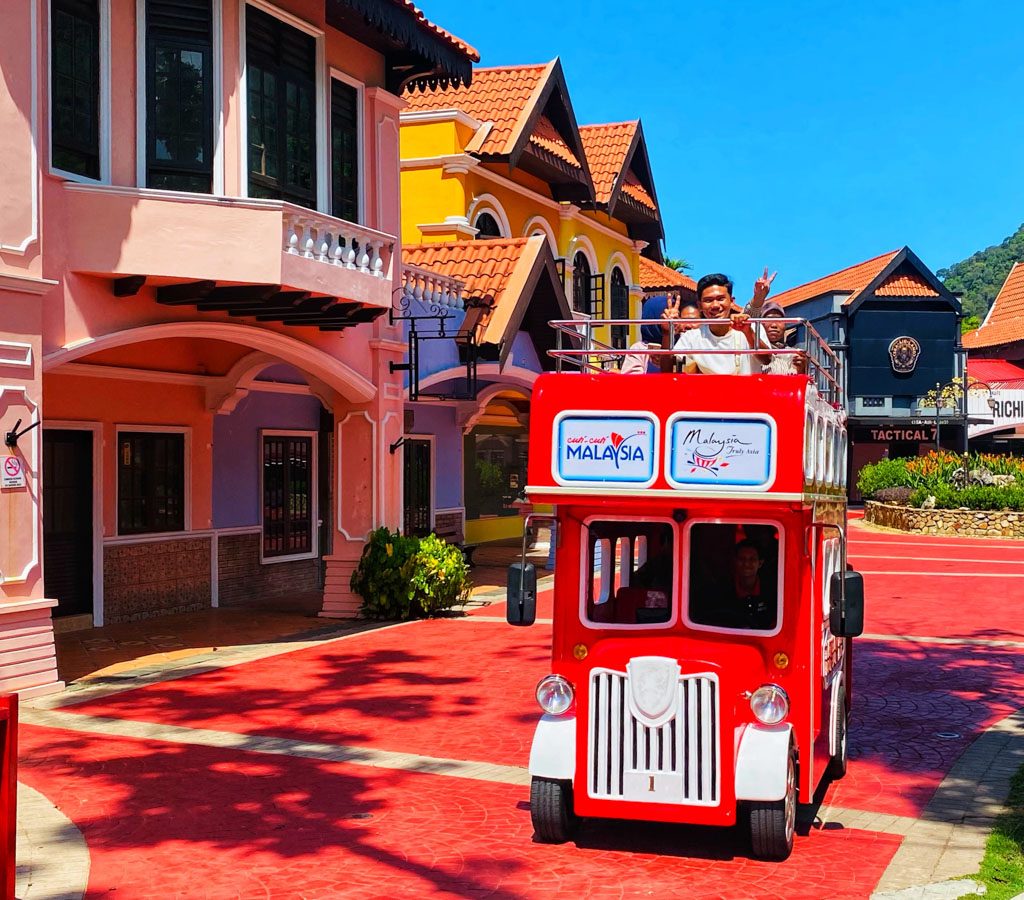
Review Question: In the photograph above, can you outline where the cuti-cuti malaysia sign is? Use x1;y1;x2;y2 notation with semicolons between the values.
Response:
665;414;777;490
552;412;659;487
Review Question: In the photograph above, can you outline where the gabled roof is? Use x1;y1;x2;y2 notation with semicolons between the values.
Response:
967;358;1024;388
639;257;696;294
403;236;571;367
326;0;478;92
963;263;1024;350
403;60;594;200
578;121;664;250
773;250;900;308
579;122;642;206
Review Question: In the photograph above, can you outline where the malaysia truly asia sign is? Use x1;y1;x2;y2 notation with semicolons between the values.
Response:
552;413;658;486
666;414;776;489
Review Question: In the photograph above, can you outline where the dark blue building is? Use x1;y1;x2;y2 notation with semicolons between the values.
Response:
775;247;962;500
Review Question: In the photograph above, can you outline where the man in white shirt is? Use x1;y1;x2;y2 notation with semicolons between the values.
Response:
659;273;771;374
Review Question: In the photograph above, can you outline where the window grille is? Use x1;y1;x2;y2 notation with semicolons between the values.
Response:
262;435;313;557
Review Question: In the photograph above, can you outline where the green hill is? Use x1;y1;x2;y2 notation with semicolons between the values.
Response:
938;222;1024;321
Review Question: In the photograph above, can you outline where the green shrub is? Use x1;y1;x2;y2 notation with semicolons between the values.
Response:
856;457;915;497
350;527;470;619
350;527;419;619
406;533;471;616
909;484;1024;511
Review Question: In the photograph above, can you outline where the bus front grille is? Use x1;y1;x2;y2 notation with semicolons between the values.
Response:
588;667;719;805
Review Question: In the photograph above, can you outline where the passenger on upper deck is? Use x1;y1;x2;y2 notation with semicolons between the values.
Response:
619;294;700;374
760;301;807;375
659;273;771;374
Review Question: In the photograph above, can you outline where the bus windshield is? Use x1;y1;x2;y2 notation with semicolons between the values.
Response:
686;523;781;633
584;520;674;627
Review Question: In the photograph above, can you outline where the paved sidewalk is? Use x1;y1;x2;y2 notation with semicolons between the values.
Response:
14;523;1024;898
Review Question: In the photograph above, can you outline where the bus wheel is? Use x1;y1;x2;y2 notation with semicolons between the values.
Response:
748;750;796;861
828;689;849;779
530;777;576;843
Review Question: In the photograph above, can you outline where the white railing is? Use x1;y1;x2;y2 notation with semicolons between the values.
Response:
282;206;395;279
400;264;464;310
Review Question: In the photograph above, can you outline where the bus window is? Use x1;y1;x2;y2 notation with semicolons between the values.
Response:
686;522;781;633
584;520;674;626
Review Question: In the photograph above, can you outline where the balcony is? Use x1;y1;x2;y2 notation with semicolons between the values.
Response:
63;184;396;326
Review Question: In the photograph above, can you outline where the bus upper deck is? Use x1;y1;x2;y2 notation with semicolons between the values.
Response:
526;317;848;507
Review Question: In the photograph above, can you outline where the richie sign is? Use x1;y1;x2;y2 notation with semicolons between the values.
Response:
553;413;658;486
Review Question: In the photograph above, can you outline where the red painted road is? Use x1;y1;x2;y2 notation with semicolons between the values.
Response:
18;521;1024;898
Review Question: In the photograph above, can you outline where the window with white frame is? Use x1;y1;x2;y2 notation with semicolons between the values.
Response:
51;0;101;179
117;431;186;534
246;5;316;208
262;433;315;559
145;0;214;192
330;76;359;223
473;211;502;239
584;520;674;626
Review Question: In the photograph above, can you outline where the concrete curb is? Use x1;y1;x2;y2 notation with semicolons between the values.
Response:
16;782;90;900
872;706;1024;895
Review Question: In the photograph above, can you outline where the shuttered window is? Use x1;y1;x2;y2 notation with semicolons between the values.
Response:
610;267;630;349
262;435;314;558
247;6;316;208
331;78;359;222
146;0;213;192
117;432;186;535
51;0;101;179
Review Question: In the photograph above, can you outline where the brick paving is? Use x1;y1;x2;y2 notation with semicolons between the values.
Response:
13;521;1024;898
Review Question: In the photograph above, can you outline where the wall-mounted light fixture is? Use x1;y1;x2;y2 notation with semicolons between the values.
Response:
3;418;39;449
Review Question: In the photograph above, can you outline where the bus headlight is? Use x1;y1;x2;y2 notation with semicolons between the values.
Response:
750;684;789;725
536;675;575;715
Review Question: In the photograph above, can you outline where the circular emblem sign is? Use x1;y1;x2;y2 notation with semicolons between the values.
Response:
888;336;921;374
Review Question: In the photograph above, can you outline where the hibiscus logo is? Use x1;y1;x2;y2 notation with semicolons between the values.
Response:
610;432;625;449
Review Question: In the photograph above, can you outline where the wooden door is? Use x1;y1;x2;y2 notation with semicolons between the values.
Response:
43;430;93;618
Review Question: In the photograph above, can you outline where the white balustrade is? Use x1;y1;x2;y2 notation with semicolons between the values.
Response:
282;206;394;280
400;264;465;310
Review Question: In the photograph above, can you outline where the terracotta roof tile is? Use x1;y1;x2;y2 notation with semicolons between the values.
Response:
962;262;1024;349
772;250;901;308
530;115;581;168
578;122;637;205
639;256;697;292
403;64;549;156
966;358;1024;388
620;170;656;211
874;270;939;297
393;0;479;63
404;235;571;351
404;236;534;321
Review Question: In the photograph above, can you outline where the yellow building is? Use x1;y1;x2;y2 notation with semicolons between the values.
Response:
396;60;669;544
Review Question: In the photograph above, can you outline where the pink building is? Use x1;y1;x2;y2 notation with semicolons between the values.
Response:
0;0;476;696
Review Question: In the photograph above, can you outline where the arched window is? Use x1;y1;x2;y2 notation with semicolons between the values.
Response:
572;252;591;314
474;212;502;239
610;267;629;349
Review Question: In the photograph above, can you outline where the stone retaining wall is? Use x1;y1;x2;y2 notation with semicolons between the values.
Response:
865;501;1024;538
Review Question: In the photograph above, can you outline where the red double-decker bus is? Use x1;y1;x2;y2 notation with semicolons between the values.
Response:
507;318;864;860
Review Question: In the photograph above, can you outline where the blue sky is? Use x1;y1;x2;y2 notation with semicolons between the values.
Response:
422;0;1024;294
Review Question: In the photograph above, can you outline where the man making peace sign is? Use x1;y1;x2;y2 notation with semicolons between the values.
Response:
659;273;772;374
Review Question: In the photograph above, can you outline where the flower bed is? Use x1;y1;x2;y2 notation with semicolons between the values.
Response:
864;501;1024;538
857;451;1024;512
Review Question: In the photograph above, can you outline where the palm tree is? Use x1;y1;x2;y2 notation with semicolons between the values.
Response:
664;257;692;272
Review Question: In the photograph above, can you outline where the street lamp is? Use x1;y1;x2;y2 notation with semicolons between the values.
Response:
932;380;960;452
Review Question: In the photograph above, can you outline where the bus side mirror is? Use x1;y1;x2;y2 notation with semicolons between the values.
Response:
507;563;537;626
829;570;865;638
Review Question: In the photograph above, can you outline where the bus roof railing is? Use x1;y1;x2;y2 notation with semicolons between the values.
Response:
547;317;845;408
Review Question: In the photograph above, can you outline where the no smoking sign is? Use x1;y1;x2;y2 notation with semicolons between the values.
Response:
1;456;26;489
